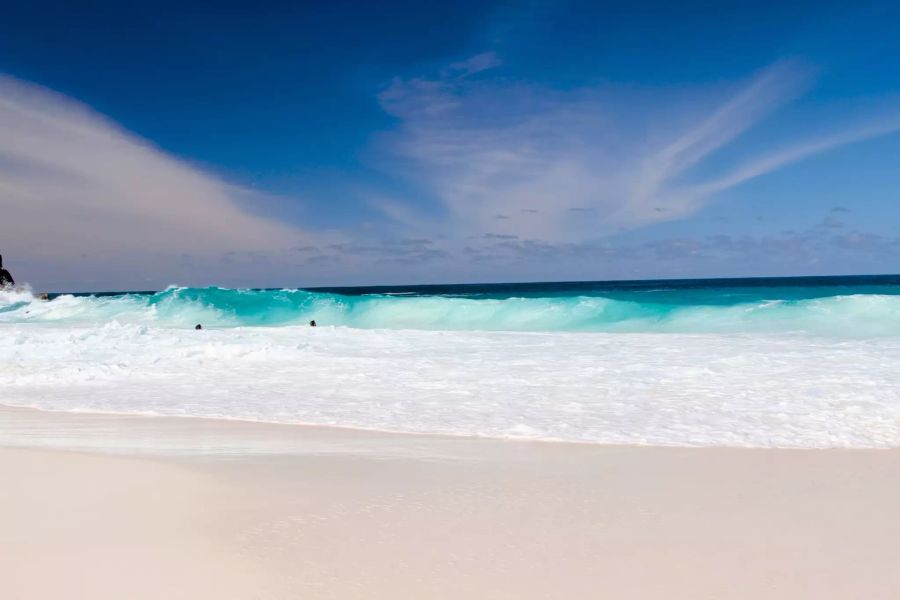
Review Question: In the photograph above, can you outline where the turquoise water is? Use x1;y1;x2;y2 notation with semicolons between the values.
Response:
6;274;900;335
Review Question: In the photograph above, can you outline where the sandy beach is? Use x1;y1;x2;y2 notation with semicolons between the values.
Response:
1;406;899;599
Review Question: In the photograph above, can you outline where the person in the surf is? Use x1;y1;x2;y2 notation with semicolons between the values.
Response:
0;254;14;288
309;320;317;327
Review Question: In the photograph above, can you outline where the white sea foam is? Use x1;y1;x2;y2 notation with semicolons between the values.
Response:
2;320;899;448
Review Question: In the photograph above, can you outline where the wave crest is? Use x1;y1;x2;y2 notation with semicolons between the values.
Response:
2;286;900;335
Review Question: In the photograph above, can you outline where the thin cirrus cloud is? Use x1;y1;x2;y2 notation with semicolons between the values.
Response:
374;54;900;243
0;75;316;286
683;116;900;202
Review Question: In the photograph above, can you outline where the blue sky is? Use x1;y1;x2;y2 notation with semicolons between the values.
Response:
2;0;900;290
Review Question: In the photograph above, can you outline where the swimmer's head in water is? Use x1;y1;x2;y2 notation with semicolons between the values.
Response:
309;320;317;327
195;324;202;330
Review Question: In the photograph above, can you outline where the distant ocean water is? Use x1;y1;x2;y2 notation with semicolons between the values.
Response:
2;275;900;448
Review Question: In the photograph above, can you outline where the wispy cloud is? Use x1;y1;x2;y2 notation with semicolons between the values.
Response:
0;75;318;287
622;61;810;223
448;52;503;76
682;116;900;202
373;55;900;243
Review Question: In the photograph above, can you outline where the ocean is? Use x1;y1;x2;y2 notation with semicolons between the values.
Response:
2;275;900;448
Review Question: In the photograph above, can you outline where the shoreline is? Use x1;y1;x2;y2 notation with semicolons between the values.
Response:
3;401;898;453
2;406;900;599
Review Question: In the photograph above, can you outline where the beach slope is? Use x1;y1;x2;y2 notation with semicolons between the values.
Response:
2;423;899;599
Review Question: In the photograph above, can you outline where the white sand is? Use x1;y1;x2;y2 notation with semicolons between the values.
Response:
0;448;265;599
1;408;899;599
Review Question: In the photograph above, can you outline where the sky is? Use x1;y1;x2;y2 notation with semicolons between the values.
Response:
3;0;900;291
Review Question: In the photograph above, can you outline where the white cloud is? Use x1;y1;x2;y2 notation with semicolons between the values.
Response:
374;56;900;242
684;115;900;201
0;75;318;288
448;52;503;76
620;61;809;223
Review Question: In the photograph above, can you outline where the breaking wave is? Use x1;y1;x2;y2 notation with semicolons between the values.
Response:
2;285;900;336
